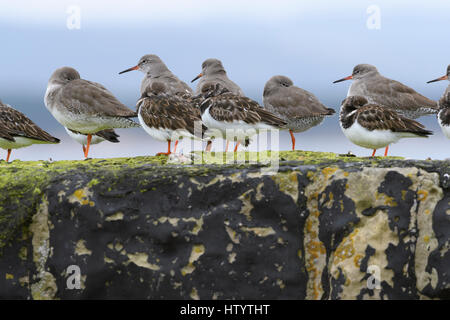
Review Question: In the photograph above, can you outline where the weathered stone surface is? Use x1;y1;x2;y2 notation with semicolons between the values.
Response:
0;151;449;300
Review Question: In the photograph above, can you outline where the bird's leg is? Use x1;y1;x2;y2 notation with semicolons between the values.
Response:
289;130;296;151
205;140;212;152
371;149;377;157
156;140;172;156
384;146;389;157
6;149;11;162
84;135;92;158
173;140;179;153
234;141;240;152
225;141;229;152
82;145;86;155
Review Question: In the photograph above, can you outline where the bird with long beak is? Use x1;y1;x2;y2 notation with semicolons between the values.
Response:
333;64;437;156
427;65;450;85
44;67;139;159
119;54;193;96
119;54;194;153
427;65;450;139
191;58;244;152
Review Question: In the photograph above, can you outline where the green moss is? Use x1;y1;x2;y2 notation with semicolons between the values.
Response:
0;150;407;252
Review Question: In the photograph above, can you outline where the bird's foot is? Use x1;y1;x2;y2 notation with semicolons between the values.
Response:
156;152;172;156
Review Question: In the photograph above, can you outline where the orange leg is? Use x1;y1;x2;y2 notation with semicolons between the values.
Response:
84;134;92;158
173;140;179;153
384;146;389;157
225;141;229;152
205;140;212;152
371;149;377;157
289;130;296;151
82;145;86;155
157;140;172;156
234;141;240;152
6;149;11;162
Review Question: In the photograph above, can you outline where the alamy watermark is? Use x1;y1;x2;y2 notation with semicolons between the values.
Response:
366;264;381;290
66;264;81;289
366;5;381;30
66;5;81;30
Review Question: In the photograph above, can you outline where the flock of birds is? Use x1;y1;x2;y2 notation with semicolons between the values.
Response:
0;54;449;162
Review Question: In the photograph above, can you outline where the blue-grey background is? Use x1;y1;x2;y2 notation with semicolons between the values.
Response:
1;0;449;160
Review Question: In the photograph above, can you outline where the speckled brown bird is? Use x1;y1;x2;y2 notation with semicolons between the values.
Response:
0;101;59;162
200;84;287;151
263;75;335;150
136;82;206;155
339;96;432;156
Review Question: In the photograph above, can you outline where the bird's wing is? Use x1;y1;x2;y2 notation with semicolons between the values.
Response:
61;79;137;118
205;94;287;127
357;104;431;136
370;76;437;110
138;95;204;137
0;103;60;142
266;86;335;118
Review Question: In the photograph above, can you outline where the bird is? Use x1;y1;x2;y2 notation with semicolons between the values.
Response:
191;58;244;152
119;54;193;152
64;128;120;156
136;81;206;156
199;84;287;152
119;54;193;96
0;100;60;162
263;75;335;150
427;65;450;138
44;67;139;159
339;96;432;157
333;64;438;119
191;58;244;96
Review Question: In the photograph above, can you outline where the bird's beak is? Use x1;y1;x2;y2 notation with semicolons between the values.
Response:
427;75;448;83
119;65;139;75
333;75;353;83
191;73;203;83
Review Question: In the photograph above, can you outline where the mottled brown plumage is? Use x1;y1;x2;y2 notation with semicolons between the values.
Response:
0;101;59;143
200;84;286;128
137;82;205;139
340;96;431;136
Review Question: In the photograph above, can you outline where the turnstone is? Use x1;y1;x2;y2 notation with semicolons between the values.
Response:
44;67;139;158
0;101;59;162
333;64;438;119
339;96;432;156
199;84;287;152
119;54;193;96
136;82;205;156
427;65;450;138
191;58;244;151
65;128;119;156
263;75;335;150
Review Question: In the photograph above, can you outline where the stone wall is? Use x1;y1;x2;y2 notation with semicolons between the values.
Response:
0;151;449;299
